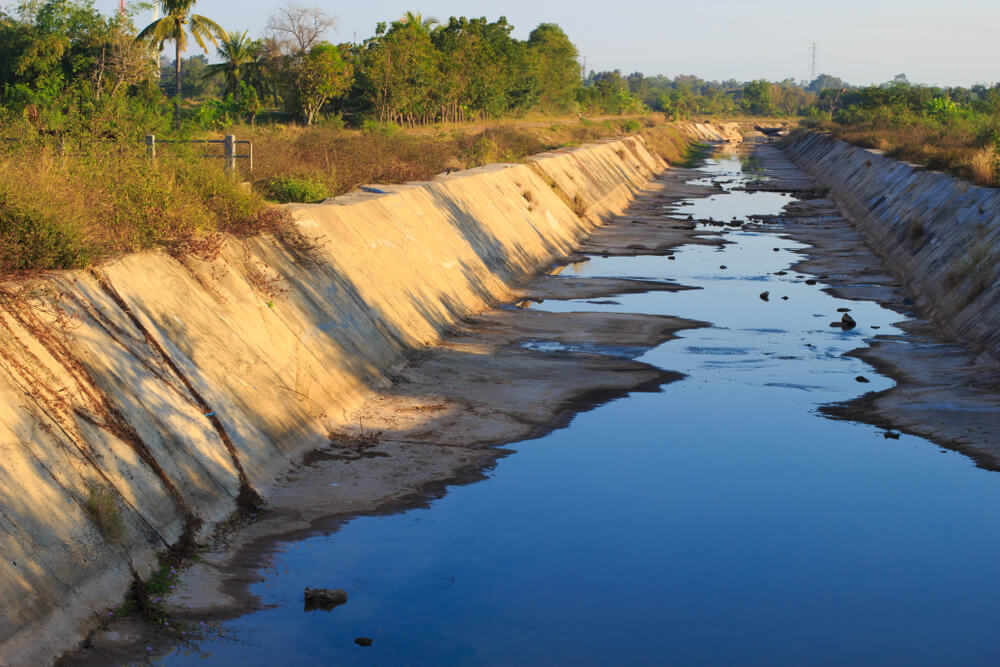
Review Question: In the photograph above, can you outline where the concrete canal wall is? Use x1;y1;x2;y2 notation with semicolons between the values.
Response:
0;122;740;665
784;133;1000;363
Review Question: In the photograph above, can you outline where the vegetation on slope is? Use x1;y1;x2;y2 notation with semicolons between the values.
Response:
800;81;1000;187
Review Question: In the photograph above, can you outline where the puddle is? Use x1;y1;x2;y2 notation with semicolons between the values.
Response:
153;153;1000;667
519;339;647;359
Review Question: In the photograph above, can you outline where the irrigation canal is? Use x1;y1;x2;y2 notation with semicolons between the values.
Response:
116;145;1000;665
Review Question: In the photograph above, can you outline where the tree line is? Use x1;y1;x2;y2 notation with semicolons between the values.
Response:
0;1;585;132
8;0;995;139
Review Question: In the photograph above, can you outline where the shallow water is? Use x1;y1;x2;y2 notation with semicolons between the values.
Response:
160;155;1000;666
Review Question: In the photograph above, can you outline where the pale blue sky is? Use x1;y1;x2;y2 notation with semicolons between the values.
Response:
91;0;1000;87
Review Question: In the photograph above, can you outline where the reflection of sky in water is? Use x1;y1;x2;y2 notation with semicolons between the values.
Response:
673;154;794;222
536;232;898;403
161;154;1000;667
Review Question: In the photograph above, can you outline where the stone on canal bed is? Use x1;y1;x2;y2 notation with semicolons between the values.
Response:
304;587;348;611
830;313;857;330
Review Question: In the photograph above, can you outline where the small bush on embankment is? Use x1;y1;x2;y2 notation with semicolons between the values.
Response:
261;176;330;203
0;135;279;276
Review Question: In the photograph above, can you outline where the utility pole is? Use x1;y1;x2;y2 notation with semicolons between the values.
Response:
809;42;818;81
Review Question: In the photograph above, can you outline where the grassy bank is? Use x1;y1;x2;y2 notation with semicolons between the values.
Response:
0;138;281;276
799;112;1000;189
0;115;707;278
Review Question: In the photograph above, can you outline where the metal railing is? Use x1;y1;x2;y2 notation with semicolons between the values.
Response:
2;134;252;173
144;134;253;172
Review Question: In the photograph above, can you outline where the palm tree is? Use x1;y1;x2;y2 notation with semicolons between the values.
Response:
137;1;227;102
400;11;438;34
205;30;258;98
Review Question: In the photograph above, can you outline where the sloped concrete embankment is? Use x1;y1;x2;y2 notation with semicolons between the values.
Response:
783;133;1000;363
0;124;738;666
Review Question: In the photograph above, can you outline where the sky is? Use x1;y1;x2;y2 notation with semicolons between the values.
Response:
89;0;1000;88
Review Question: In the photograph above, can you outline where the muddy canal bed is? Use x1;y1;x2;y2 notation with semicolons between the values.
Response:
80;151;1000;666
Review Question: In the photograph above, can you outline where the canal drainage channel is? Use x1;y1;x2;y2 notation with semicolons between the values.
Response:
120;150;1000;665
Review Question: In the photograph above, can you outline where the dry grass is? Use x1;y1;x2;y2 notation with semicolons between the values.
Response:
85;484;124;543
825;122;1000;188
239;115;678;200
946;237;997;304
969;147;996;185
0;137;280;275
639;123;694;165
0;114;701;278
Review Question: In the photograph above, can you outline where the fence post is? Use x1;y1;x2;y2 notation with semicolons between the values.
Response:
224;134;236;173
247;141;253;172
145;134;156;163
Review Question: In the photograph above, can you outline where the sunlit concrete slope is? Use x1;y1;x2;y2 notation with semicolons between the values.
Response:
785;133;1000;362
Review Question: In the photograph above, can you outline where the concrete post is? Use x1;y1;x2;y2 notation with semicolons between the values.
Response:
224;134;236;173
145;134;155;162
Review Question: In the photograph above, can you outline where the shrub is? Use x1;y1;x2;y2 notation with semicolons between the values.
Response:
946;237;996;303
0;137;276;276
261;175;330;203
0;189;92;272
360;119;400;136
462;135;500;167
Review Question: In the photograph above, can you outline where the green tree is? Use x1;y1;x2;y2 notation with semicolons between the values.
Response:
400;11;438;34
205;30;259;98
433;16;519;119
136;0;227;102
361;20;438;124
0;0;110;109
288;41;352;124
742;79;774;115
581;70;642;114
527;23;579;113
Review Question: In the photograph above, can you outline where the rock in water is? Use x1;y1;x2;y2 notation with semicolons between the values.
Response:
304;587;348;611
759;291;770;301
841;313;856;330
355;637;374;647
